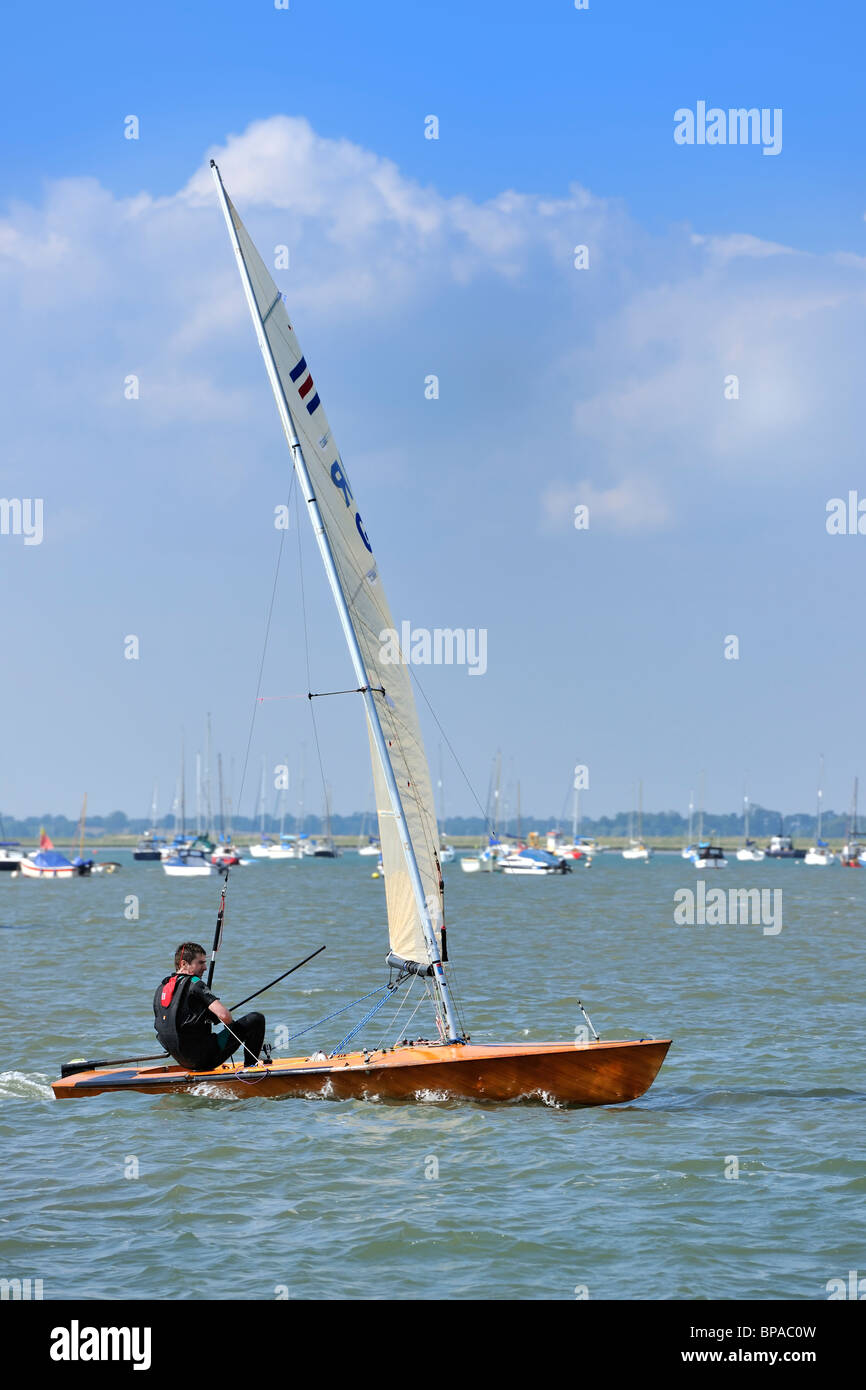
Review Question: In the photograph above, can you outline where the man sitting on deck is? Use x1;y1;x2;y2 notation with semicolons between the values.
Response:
154;942;266;1072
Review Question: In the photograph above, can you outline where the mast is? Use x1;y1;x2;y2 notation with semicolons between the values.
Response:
195;752;202;836
698;770;705;842
743;784;749;844
816;754;824;842
687;789;694;846
76;794;87;860
212;161;460;1041
205;713;213;838
258;756;266;838
218;753;226;840
572;762;580;843
638;779;643;842
438;743;445;846
150;780;158;833
180;733;186;839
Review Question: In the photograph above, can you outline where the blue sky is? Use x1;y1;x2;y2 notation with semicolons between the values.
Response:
1;1;864;824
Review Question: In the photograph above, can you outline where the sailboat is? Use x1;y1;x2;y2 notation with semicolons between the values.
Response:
161;740;214;876
841;778;865;866
460;752;504;873
436;746;455;863
736;785;765;861
311;786;340;857
51;166;670;1104
248;757;275;858
622;781;652;860
681;790;696;860
804;756;835;865
134;782;166;860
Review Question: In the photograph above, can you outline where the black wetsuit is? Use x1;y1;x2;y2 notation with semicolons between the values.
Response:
153;973;265;1071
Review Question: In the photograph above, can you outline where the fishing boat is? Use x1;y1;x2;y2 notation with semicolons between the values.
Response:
803;757;835;865
51;165;670;1106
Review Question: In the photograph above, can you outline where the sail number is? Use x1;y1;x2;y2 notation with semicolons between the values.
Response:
330;460;372;553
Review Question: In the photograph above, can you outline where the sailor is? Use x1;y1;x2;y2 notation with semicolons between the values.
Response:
154;942;266;1071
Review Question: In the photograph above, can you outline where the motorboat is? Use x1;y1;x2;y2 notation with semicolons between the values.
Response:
161;848;214;877
693;844;727;869
500;849;571;875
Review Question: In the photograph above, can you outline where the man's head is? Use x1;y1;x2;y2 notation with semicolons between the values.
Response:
175;942;207;975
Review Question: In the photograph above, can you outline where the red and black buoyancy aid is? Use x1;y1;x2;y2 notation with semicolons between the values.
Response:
153;973;211;1056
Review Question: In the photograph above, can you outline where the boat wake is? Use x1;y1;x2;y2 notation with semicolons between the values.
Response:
0;1070;55;1102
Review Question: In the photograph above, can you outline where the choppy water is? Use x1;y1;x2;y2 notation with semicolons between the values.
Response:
1;851;862;1300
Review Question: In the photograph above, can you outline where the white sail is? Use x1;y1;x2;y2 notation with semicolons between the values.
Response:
220;183;443;968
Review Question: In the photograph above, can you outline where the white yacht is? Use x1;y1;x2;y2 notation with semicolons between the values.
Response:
803;758;835;865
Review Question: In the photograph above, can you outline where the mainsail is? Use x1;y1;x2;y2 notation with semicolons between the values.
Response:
211;164;448;991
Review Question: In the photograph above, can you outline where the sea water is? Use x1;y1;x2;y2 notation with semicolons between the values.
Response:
0;852;862;1300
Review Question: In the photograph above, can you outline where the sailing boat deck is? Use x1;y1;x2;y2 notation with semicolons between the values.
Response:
52;1038;671;1104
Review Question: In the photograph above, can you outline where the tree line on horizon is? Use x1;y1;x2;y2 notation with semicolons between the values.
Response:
0;803;856;840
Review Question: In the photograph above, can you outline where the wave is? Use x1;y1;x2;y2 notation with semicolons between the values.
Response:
0;1070;54;1102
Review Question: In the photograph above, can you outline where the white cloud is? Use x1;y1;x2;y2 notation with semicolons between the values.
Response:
0;112;864;530
541;477;671;533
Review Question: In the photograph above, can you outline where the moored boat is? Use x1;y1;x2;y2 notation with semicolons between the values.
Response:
21;848;79;879
692;843;727;869
0;841;24;872
500;848;571;875
803;757;835;865
161;848;213;877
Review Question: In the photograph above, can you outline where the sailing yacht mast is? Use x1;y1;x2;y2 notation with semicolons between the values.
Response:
205;713;214;839
180;733;186;839
816;754;824;842
211;161;459;1042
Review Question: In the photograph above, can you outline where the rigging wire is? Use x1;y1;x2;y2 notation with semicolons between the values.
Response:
294;486;334;837
236;471;298;823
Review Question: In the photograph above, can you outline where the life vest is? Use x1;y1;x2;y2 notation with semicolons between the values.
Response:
153;973;211;1058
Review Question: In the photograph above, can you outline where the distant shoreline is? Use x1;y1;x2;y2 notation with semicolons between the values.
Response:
8;834;848;853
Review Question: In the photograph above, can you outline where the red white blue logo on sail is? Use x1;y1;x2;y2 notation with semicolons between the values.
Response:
289;356;320;415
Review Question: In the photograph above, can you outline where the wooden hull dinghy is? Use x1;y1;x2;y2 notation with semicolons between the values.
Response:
51;166;672;1107
52;1038;670;1104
